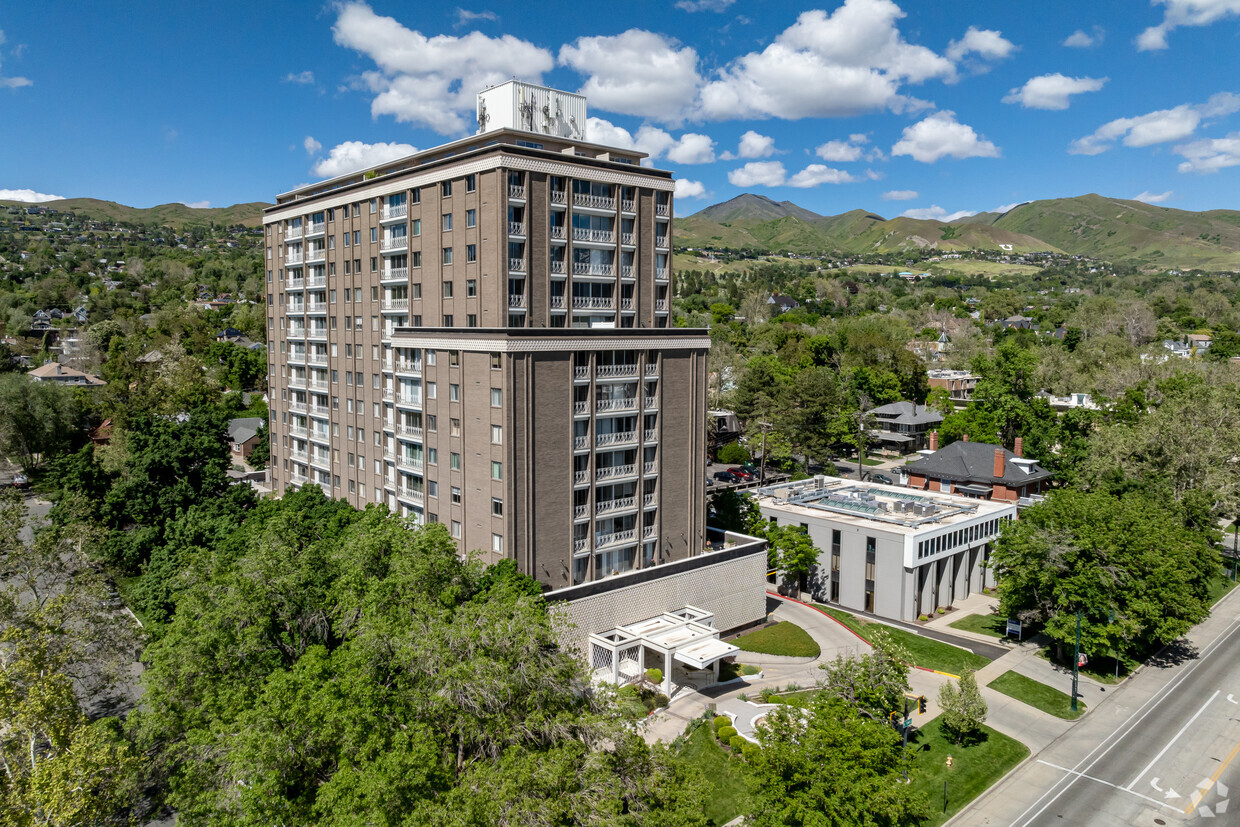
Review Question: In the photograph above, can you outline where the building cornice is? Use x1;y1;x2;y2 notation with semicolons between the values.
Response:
389;327;710;353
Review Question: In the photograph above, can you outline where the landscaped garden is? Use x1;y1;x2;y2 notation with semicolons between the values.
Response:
675;720;753;825
947;611;1010;639
988;670;1084;720
907;718;1029;826
731;621;821;658
813;604;990;675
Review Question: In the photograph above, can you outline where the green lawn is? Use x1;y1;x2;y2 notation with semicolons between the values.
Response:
732;621;821;658
814;605;989;676
987;670;1084;720
1209;572;1238;607
676;724;751;826
719;661;762;682
1036;647;1122;685
947;612;1010;640
908;718;1029;826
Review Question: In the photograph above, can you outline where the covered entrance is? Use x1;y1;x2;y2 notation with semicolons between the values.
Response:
588;606;739;699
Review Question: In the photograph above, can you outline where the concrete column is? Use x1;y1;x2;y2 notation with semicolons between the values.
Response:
663;650;673;697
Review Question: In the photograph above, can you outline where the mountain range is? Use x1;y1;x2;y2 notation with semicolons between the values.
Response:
679;193;1240;270
1;198;268;229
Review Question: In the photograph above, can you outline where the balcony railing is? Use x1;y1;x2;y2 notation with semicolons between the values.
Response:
573;227;615;243
595;529;636;548
643;493;657;508
620;265;634;280
620;232;635;246
394;361;421;374
573;538;589;552
289;424;307;436
655;203;670;217
508;221;525;236
287;278;305;290
643;525;657;539
508;294;526;308
382;298;409;311
596;397;636;412
573;470;590;486
643;396;659;411
596;431;636;447
596;464;636;481
575;193;615;210
509;257;526;273
382;388;394;400
550;190;566;204
596;496;635;516
397;456;425;473
573;262;614;277
573;435;589;450
655;236;669;248
383;267;409;281
550;260;566;275
655;267;669;281
644;363;658;378
397;487;424;503
286;226;303;241
549;226;565;240
643;460;658;474
308;328;328;339
286;303;305;313
574;505;589;520
307;273;326;287
285;253;303;266
308;380;328;391
573;365;589;380
308;353;328;365
395;395;421;407
381;236;408;252
307;221;326;235
655;299;669;311
550;295;566;309
644;428;658;442
382;203;408;221
572;296;613;310
573;401;589;416
621;199;635;213
306;249;325;263
508;184;525;199
596;364;637;378
399;425;423;439
307;302;327;313
619;298;634;311
289;449;308;461
288;401;307;413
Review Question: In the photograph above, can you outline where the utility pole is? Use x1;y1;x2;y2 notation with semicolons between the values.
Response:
856;393;871;482
1071;610;1081;712
759;421;769;485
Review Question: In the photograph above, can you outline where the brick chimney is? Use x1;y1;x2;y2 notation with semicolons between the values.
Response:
993;447;1005;478
929;431;939;451
1014;436;1023;457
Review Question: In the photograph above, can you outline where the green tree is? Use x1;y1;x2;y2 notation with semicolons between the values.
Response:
0;374;82;470
768;525;818;593
937;668;987;745
716;442;751;465
817;629;912;722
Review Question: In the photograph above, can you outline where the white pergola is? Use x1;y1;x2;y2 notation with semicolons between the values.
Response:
588;606;739;698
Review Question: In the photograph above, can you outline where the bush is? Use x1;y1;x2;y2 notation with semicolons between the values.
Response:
729;735;748;751
717;726;738;741
645;668;663;685
717;442;751;464
919;614;930;621
742;743;760;762
654;694;669;708
714;716;732;731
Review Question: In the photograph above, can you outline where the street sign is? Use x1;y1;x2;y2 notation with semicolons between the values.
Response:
1077;653;1088;667
1006;619;1022;639
904;717;912;728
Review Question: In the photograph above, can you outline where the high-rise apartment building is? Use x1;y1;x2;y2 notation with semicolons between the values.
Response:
264;83;766;668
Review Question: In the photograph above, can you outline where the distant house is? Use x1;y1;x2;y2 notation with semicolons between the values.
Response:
1035;390;1100;411
1163;340;1193;359
227;417;265;461
903;435;1051;505
927;369;979;404
1186;333;1212;353
89;419;113;446
866;401;943;454
216;327;245;343
994;314;1034;330
767;294;800;315
27;362;105;386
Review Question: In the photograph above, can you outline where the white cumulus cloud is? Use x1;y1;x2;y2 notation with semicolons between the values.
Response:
1133;190;1173;203
1175;131;1240;173
0;188;63;203
945;26;1017;63
1002;74;1107;110
787;164;856;187
585;118;716;164
882;189;918;200
304;136;322;156
901;205;977;221
675;0;735;10
674;179;707;199
312;140;418;178
1137;0;1240;51
1063;26;1105;47
720;130;776;160
1069;92;1240;155
815;133;871;161
728;161;788;187
991;202;1025;213
284;70;315;84
182;200;211;209
892;111;1000;162
560;30;700;123
332;2;553;134
0;29;31;89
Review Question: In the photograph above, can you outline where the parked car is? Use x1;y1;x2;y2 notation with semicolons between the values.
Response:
705;475;715;486
11;473;29;489
872;473;894;485
713;470;742;483
728;467;755;481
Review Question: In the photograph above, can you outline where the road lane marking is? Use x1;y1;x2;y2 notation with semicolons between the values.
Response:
1035;760;1178;811
1126;689;1220;791
1183;739;1240;815
1150;777;1182;799
1010;613;1240;827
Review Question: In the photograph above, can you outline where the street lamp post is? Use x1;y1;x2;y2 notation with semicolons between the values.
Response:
1071;610;1082;712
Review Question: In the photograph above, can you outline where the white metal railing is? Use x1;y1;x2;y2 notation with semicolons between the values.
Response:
286;303;305;313
396;395;420;407
655;267;669;280
306;249;325;263
308;380;328;391
644;363;658;377
309;430;329;442
382;388;394;400
289;449;308;461
621;199;635;212
574;435;589;450
573;262;614;277
575;193;615;210
308;353;327;365
596;496;635;516
643;460;658;474
596;431;636;447
644;428;658;442
384;267;408;280
595;529;636;548
655;203;669;216
309;453;330;469
619;298;634;311
574;538;588;552
550;295;566;309
550;260;566;275
550;190;566;204
655;299;669;311
574;470;590;486
289;424;307;436
508;221;525;236
573;366;589;380
287;278;304;290
620;265;634;279
573;227;615;243
290;473;308;485
381;236;407;252
288;401;307;413
509;257;526;272
394;361;421;374
309;404;331;416
508;184;525;199
286;226;303;241
644;493;656;508
288;328;306;340
574;505;589;520
382;298;409;311
596;364;637;378
644;396;659;411
597;397;636;412
655;236;669;248
573;296;613;310
549;226;565;240
398;487;424;503
308;328;328;338
620;232;635;246
285;253;303;266
508;294;526;308
596;464;636;481
383;203;408;221
573;401;589;415
399;425;423;439
383;448;396;460
307;302;327;313
397;456;424;473
308;221;326;235
307;274;326;287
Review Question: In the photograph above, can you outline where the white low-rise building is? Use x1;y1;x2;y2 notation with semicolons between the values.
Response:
752;477;1015;622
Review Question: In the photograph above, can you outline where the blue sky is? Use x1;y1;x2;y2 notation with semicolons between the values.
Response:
2;0;1240;218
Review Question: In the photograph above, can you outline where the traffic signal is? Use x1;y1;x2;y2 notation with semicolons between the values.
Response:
918;695;927;714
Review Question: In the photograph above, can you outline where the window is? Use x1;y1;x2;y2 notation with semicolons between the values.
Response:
451;520;461;539
371;257;377;272
491;461;502;480
411;283;422;298
442;213;453;231
428;447;438;464
451;486;461;504
411;218;421;237
343;233;350;247
466;314;477;327
443;315;453;327
465;174;476;192
466;244;476;263
450;417;461;435
369;199;377;214
411;187;420;204
427;415;437;431
490;388;502;407
491;352;502;369
442;247;453;265
491;425;502;444
428;480;438;497
369;228;376;243
492;533;503;553
466;209;476;228
411;251;422;267
451;452;461;470
441;181;452;197
491;498;503;516
443;281;453;298
426;382;436;399
466;279;477;297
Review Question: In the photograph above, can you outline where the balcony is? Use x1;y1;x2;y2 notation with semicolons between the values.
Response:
574;470;590;486
596;463;636;481
382;203;408;222
550;295;566;309
595;364;637;379
621;199;635;213
397;456;425;473
549;226;565;241
596;397;636;413
596;496;636;516
550;260;566;275
286;226;303;241
655;299;669;312
573;227;615;244
508;184;525;199
508;294;526;309
306;301;327;314
382;298;409;311
508;257;526;274
309;430;330;444
508;221;525;237
643;460;658;474
573;538;589;553
382;267;408;282
655;203;670;217
308;403;331;417
308;380;328;391
289;448;308;462
309;453;331;470
286;303;306;314
595;529;636;549
307;352;328;365
550;189;566;205
382;388;394;401
397;487;425;504
306;221;326;237
573;435;590;451
572;296;614;310
381;236;408;253
619;298;634;311
399;425;424;440
575;193;615;210
643;396;659;412
285;252;304;267
620;232;635;246
573;262;614;277
644;428;658;443
574;504;589;521
596;431;636;448
307;273;327;287
620;265;634;280
288;400;307;413
289;424;307;437
655;235;669;249
643;525;657;539
395;395;421;409
394;360;422;375
655;267;669;281
573;401;590;416
643;493;657;509
287;277;305;290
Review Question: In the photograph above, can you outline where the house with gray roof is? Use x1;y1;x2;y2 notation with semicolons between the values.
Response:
902;435;1050;505
227;417;265;462
866;401;943;454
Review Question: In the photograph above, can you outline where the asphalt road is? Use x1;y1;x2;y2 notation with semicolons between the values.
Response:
954;588;1240;825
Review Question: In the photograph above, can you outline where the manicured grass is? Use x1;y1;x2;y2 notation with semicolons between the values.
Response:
676;723;752;826
814;605;989;676
732;621;821;658
988;670;1084;720
947;612;1010;640
907;718;1029;827
719;661;762;682
1036;647;1122;685
1209;572;1238;607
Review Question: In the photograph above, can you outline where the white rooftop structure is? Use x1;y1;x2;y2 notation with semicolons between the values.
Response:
476;80;587;140
588;606;739;698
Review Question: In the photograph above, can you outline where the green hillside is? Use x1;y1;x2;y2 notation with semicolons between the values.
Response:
2;198;269;228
